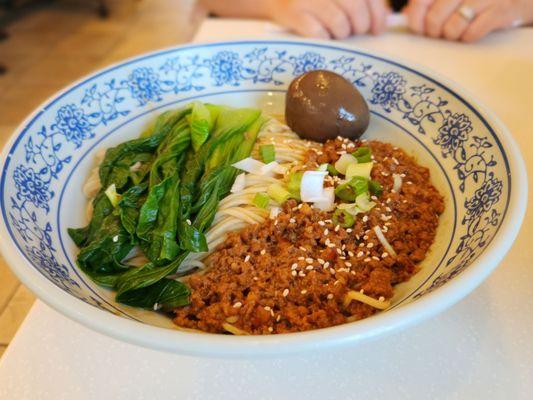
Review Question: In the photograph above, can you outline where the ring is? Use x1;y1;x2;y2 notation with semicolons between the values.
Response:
457;5;476;22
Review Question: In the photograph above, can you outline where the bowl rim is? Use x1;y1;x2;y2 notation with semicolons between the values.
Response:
0;39;527;357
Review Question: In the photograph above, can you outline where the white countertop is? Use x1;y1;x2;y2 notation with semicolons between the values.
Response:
1;18;532;400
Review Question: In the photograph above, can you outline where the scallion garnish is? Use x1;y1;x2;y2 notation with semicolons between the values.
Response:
253;192;270;209
260;144;276;164
352;146;372;163
333;208;355;228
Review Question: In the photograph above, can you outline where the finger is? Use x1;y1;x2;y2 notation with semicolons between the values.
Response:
366;0;389;35
461;6;515;42
312;0;352;39
289;12;331;39
352;0;370;35
405;0;434;35
441;0;492;41
442;12;470;41
425;0;463;38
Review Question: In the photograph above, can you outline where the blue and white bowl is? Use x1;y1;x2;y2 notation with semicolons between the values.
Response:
0;40;526;357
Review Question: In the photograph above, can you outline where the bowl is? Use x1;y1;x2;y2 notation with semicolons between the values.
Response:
0;40;527;357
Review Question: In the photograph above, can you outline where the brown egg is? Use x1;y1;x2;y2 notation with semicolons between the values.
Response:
285;70;370;142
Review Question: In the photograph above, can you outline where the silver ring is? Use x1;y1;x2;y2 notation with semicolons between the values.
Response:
457;5;476;22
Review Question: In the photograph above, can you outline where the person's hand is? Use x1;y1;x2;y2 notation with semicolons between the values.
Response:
405;0;533;42
265;0;390;39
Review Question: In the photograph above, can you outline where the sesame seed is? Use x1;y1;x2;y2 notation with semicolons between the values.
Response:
276;315;281;322
260;249;266;255
367;243;374;248
359;243;365;248
372;256;380;261
325;238;331;245
317;258;325;265
323;262;330;269
341;244;346;250
328;243;336;248
327;294;334;300
233;302;242;308
298;271;306;277
289;218;296;223
299;246;307;252
392;157;399;165
386;207;392;212
298;203;303;209
274;220;278;225
345;262;352;267
334;280;340;285
363;235;369;240
318;221;325;226
305;257;313;264
407;181;413;185
364;257;371;262
306;265;314;270
334;225;340;232
291;270;297;277
244;255;250;262
379;296;385;302
325;219;333;223
268;327;273;332
357;251;364;257
362;215;369;223
382;252;389;258
371;195;378;201
336;248;342;255
346;228;353;233
112;235;119;243
253;277;259;281
283;289;289;297
264;306;271;311
360;289;365;294
291;263;298;270
329;268;336;275
301;289;307;294
324;229;329;235
400;173;406;178
298;256;305;260
186;219;192;225
386;198;392;204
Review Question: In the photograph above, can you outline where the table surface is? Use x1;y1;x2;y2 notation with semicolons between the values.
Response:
1;18;532;400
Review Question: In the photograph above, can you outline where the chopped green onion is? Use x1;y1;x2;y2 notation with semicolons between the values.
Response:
260;144;276;164
253;192;270;209
337;202;362;216
327;164;339;176
346;162;373;180
287;171;303;200
369;180;383;197
267;184;292;204
104;184;121;207
350;176;369;196
334;153;358;175
332;208;355;228
317;163;329;172
352;146;372;163
335;182;357;202
334;176;369;202
355;193;376;211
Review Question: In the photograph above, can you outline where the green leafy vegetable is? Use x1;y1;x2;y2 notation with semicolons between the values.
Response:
69;103;264;310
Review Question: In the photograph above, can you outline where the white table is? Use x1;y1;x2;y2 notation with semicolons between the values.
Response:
1;19;532;400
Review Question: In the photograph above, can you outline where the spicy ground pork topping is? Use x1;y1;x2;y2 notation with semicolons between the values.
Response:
172;139;444;334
